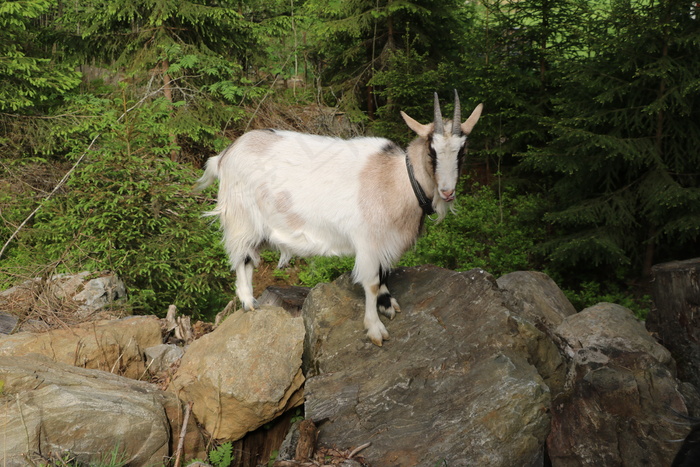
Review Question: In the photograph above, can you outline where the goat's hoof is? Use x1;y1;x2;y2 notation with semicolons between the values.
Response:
242;298;259;311
391;298;402;313
367;324;390;347
378;305;396;320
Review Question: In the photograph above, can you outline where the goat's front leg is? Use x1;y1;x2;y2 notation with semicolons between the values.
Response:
235;255;258;310
362;276;390;346
377;267;401;320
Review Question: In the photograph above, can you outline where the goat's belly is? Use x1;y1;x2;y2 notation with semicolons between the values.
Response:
267;226;355;258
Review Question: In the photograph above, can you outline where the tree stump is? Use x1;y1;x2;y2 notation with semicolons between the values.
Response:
646;258;700;389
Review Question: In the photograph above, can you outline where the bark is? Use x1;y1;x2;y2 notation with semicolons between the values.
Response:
646;258;700;389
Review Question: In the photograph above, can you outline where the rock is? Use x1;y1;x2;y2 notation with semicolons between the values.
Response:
0;312;17;334
497;270;577;329
497;270;573;396
0;315;162;379
258;286;310;316
548;302;698;466
303;266;551;467
145;344;184;374
277;420;303;462
0;271;126;320
170;306;305;440
0;355;200;466
73;273;126;316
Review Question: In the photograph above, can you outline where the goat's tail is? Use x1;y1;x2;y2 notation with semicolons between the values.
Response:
193;154;221;192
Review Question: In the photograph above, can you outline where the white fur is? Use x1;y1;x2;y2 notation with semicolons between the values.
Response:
196;99;482;346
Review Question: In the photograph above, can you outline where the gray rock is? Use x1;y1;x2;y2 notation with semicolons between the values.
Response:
0;355;178;466
145;343;184;374
0;271;126;322
258;286;310;317
548;302;698;466
73;273;126;316
303;266;552;467
0;311;17;334
497;270;577;329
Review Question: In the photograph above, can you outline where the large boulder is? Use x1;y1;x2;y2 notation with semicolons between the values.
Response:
497;270;577;330
170;306;305;440
0;315;162;379
0;355;202;466
548;302;698;466
303;266;553;466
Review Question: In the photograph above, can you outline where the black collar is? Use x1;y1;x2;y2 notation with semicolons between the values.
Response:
405;155;436;216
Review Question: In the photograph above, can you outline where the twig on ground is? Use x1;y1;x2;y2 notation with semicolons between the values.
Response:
174;401;194;467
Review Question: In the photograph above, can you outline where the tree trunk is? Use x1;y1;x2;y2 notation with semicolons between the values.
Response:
162;60;179;161
646;258;700;390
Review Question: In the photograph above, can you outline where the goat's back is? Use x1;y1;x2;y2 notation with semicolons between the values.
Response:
213;129;416;261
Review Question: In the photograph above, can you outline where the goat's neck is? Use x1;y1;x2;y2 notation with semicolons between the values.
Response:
406;138;437;198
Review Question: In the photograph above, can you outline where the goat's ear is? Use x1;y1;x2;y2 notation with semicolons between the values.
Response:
461;103;484;135
401;111;434;138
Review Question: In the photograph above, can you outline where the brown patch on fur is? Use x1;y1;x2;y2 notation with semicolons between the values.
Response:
370;283;380;295
244;129;283;154
359;149;423;252
286;212;305;229
275;190;293;213
219;129;283;167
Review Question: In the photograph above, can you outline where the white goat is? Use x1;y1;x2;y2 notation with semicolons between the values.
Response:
196;91;482;346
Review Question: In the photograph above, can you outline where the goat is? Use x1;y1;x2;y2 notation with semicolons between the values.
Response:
195;91;483;346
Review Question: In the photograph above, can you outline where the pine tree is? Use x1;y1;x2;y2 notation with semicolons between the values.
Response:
303;0;471;118
525;0;700;278
0;0;80;112
57;0;265;159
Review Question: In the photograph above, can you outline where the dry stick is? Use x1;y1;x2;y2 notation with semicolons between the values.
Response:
348;442;371;459
174;401;194;467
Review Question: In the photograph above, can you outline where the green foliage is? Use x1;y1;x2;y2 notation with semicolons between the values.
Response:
400;183;546;276
2;91;232;317
562;281;652;320
208;441;234;467
298;256;356;287
267;450;279;467
0;0;81;111
303;0;473;115
523;0;700;277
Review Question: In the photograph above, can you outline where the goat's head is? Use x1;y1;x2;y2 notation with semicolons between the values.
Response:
401;91;483;203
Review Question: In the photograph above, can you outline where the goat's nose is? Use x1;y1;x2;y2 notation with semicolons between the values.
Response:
440;189;455;201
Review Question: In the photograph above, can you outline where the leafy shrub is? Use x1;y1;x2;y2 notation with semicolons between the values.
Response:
1;93;232;318
208;441;234;467
298;256;355;287
400;183;546;276
561;280;651;320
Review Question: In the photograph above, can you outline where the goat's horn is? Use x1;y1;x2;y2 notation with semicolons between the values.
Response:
452;90;461;135
433;92;444;135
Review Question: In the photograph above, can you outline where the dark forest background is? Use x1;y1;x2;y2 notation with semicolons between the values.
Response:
1;0;698;319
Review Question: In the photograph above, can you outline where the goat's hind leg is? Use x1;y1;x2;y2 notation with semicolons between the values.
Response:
377;267;401;320
235;254;258;311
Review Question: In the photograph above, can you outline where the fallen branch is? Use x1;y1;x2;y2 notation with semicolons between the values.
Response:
348;442;371;459
174;401;194;467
